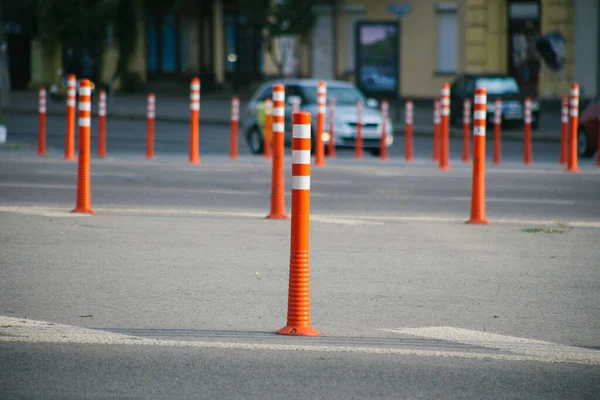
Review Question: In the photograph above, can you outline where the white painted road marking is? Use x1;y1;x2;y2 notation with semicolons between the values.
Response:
383;327;600;366
1;317;598;365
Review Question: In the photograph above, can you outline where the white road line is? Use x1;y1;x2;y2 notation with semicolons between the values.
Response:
1;316;596;365
0;183;75;189
383;327;600;366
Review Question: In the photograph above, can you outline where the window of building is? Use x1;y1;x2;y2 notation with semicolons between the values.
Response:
436;3;458;74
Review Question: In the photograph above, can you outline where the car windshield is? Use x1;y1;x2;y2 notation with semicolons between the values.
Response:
301;85;365;105
475;77;520;95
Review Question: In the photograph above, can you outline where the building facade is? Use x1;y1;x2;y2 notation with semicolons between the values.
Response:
7;0;599;99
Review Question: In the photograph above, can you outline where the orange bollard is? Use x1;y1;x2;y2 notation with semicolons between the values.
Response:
404;99;413;161
493;97;502;165
277;111;319;337
230;96;239;160
98;90;107;158
267;84;289;219
466;87;489;225
439;83;451;170
355;100;364;159
314;81;326;167
38;87;46;156
566;84;580;173
524;97;533;165
379;100;390;160
189;78;201;164
327;97;336;158
64;74;76;161
264;98;273;159
72;80;96;214
462;98;471;163
560;96;568;165
433;99;440;161
146;93;155;159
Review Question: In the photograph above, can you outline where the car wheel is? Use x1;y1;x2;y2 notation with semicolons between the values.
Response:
532;120;539;130
578;127;594;158
247;127;264;155
369;148;381;157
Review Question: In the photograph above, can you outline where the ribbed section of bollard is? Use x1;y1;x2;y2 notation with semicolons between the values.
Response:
566;84;580;173
524;97;533;165
72;80;95;214
439;83;451;170
64;74;77;161
466;88;489;225
266;84;289;219
315;81;326;167
189;78;201;164
403;100;412;161
493;98;502;165
263;98;273;159
230;96;239;160
355;100;364;159
433;99;440;162
38;87;46;156
560;97;568;165
98;90;107;158
277;111;319;337
462;98;471;163
327;98;336;158
146;93;156;160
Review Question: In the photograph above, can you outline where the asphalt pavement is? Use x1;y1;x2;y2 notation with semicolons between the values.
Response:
1;115;599;398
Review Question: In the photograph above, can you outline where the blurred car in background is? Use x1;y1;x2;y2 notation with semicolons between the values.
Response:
242;79;394;156
578;92;600;158
450;74;540;129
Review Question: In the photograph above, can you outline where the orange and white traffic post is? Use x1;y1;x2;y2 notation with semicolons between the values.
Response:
189;78;201;164
72;80;95;214
264;98;273;159
466;87;489;225
327;98;336;158
146;93;155;159
355;100;364;159
404;100;413;162
38;86;46;156
493;97;502;165
566;84;580;173
560;96;568;165
98;90;107;158
315;81;326;167
462;98;471;163
439;83;451;170
524;97;533;165
433;99;441;161
64;74;77;160
277;111;319;337
379;100;390;160
267;84;289;219
230;96;239;160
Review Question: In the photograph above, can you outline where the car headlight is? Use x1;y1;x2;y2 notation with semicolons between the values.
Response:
322;132;331;142
386;135;394;145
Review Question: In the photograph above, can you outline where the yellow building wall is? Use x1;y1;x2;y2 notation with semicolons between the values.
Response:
213;0;225;84
29;40;62;88
539;0;574;98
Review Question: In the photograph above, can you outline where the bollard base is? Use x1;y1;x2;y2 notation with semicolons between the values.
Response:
466;218;490;225
565;167;580;173
266;214;290;220
276;325;320;336
439;166;451;171
71;208;96;214
188;159;201;165
314;162;326;168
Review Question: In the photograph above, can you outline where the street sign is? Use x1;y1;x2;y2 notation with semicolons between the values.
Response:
388;3;412;17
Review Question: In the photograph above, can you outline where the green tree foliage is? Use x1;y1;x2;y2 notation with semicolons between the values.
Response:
239;0;320;75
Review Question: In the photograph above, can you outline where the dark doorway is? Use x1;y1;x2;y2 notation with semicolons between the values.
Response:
6;31;31;90
508;0;542;98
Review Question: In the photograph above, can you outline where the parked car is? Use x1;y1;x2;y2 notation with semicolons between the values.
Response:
242;79;394;156
578;92;600;158
449;74;540;129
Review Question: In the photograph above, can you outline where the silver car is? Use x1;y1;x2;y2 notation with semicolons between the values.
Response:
242;79;394;156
